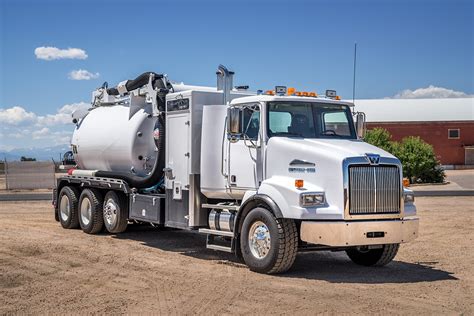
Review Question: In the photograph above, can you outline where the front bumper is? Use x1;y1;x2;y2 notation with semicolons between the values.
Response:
300;217;419;247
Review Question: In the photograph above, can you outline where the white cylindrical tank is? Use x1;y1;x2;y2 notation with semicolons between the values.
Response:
71;102;158;177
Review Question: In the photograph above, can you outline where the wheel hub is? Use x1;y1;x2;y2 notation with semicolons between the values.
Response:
104;199;118;226
80;198;92;226
248;221;271;259
59;195;70;222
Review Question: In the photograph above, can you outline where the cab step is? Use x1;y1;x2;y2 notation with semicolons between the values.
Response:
200;229;235;253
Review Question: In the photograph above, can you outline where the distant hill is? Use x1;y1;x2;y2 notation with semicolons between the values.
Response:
0;144;70;162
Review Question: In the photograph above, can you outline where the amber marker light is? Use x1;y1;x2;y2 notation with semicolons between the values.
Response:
403;178;410;187
287;87;296;95
295;179;304;188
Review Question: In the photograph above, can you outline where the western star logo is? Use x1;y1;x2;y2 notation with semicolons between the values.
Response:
365;153;380;165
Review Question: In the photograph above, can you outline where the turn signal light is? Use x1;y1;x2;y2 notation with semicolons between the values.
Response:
403;178;410;187
295;179;304;188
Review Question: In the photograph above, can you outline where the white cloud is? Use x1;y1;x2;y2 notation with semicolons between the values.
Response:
35;46;88;60
68;69;100;80
32;127;50;139
0;106;37;125
0;102;89;149
390;85;472;99
37;102;89;126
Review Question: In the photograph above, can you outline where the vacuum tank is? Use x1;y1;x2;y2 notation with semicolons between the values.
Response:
71;103;158;177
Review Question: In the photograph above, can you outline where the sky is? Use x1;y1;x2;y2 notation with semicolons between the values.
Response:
0;0;473;152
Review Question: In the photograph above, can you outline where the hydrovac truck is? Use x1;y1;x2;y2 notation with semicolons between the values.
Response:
53;65;419;274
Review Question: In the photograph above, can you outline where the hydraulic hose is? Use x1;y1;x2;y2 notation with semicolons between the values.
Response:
95;114;166;188
106;72;164;95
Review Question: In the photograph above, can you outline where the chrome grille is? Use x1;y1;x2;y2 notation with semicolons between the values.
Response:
349;165;400;215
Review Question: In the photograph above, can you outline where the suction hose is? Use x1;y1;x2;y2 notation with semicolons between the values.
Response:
94;114;166;189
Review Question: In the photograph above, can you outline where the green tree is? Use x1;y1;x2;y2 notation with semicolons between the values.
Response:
396;136;445;183
364;128;396;154
20;156;36;161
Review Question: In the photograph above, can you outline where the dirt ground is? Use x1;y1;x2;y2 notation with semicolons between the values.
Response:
0;197;473;315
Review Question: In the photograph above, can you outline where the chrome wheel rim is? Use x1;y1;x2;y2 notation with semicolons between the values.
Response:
104;198;118;227
59;195;70;222
80;198;92;226
248;221;271;259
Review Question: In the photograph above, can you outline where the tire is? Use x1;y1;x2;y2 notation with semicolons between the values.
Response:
103;191;129;233
58;186;80;229
78;188;104;234
240;207;298;274
346;244;399;266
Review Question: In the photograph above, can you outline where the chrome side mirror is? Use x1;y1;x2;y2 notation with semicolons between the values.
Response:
355;112;366;139
227;107;241;143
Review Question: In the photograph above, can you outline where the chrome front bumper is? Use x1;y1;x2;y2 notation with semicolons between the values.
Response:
300;217;419;247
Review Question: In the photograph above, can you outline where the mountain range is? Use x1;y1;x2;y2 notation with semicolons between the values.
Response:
0;144;71;162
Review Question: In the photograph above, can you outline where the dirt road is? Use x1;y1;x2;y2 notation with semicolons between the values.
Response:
1;197;473;314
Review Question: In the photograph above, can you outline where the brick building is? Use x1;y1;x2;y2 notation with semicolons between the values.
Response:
354;98;474;166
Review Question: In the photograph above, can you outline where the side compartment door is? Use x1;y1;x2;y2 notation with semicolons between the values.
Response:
166;113;190;198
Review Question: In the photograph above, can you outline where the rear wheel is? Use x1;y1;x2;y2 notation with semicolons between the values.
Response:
103;191;129;233
78;188;104;234
58;186;80;229
240;207;298;274
346;244;399;266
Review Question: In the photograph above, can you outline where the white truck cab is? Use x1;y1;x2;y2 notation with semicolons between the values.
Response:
55;66;418;274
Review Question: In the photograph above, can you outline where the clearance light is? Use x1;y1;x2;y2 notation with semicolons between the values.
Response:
295;91;303;96
287;87;296;95
309;92;317;97
302;92;309;96
295;179;304;188
335;95;341;100
265;90;275;95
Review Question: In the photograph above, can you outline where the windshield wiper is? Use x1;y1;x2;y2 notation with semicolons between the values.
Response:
320;130;344;137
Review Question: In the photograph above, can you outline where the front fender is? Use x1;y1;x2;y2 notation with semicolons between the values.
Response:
257;176;340;220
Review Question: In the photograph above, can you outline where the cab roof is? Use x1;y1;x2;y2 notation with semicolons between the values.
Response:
230;94;354;107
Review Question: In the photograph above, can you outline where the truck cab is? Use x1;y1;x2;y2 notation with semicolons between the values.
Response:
200;90;418;272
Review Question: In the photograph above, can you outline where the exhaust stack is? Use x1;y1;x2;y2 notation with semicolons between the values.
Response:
216;64;234;105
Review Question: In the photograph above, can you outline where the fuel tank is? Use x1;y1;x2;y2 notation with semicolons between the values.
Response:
71;102;158;177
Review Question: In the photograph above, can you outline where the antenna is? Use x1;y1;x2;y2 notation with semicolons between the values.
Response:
352;42;357;104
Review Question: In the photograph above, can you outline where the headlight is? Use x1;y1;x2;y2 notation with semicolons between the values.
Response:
404;192;415;203
300;192;325;207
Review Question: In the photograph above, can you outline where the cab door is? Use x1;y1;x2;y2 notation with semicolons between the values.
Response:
226;104;261;196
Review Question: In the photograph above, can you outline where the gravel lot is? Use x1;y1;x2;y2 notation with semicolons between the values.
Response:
0;197;473;314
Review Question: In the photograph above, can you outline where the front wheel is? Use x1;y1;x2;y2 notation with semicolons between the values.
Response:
346;244;399;266
240;207;298;274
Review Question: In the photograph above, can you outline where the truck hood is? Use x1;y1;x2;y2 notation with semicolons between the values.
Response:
264;137;399;220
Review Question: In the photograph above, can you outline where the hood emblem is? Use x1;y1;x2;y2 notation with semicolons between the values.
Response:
365;153;380;165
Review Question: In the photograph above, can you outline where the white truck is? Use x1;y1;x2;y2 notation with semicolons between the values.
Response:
53;65;419;274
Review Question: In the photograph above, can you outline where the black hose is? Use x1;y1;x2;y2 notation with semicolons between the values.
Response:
95;114;166;188
106;72;164;96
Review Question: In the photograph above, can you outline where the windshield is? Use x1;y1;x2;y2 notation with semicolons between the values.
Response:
267;101;357;139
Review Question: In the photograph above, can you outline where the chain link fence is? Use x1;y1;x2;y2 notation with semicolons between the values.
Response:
5;161;55;190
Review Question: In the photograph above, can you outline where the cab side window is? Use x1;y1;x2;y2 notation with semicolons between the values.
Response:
242;107;260;140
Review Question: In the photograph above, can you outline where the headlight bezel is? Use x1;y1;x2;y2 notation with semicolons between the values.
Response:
300;192;326;207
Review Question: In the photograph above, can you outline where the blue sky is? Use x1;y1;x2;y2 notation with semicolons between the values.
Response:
0;0;473;151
